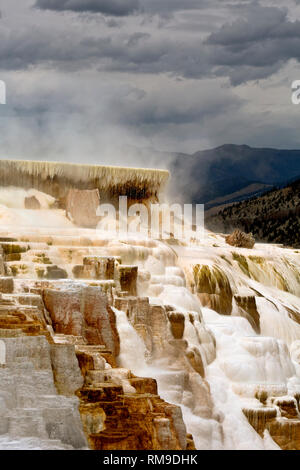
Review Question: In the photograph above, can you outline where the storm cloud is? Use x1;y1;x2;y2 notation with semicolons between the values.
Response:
0;0;299;163
206;5;300;84
35;0;140;16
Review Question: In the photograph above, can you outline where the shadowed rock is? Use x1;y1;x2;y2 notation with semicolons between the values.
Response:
193;264;233;315
45;266;68;280
168;312;185;339
0;277;14;294
73;256;120;281
234;295;260;333
117;265;138;296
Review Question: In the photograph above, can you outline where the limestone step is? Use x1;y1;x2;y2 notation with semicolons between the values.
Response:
128;377;158;395
0;243;30;254
78;384;124;403
85;368;132;386
0;328;23;337
0;299;16;306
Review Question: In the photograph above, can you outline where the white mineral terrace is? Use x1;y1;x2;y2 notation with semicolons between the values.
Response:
0;186;299;450
0;160;169;200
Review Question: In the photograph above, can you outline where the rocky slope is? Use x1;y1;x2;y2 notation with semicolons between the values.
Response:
206;178;300;247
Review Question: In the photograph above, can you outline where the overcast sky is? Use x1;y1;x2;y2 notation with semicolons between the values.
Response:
1;0;300;166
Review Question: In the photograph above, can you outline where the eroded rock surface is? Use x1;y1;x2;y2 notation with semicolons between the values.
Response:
24;196;40;210
43;285;120;357
66;189;100;228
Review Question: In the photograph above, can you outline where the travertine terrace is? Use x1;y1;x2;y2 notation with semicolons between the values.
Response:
0;162;300;450
0;160;169;204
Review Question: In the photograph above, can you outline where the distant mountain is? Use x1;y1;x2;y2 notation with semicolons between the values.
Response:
205;182;273;211
206;178;300;247
170;144;300;207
